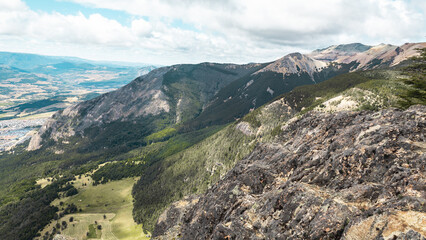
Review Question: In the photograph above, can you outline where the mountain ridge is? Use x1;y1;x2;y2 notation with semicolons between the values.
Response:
310;42;426;70
0;51;154;70
28;62;263;150
28;42;425;151
153;105;426;239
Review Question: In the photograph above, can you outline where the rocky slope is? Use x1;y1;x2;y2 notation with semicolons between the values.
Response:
28;63;261;150
132;68;403;231
153;105;426;239
309;43;373;61
255;52;327;79
310;42;426;71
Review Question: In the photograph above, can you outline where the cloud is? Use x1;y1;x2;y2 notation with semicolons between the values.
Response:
0;2;135;46
0;0;27;10
131;18;152;37
0;0;424;65
65;0;425;45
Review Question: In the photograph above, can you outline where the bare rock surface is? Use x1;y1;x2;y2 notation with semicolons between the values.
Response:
154;106;426;239
310;42;426;71
255;52;326;79
235;122;254;136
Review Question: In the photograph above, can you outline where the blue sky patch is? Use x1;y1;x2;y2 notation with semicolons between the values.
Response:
23;0;133;26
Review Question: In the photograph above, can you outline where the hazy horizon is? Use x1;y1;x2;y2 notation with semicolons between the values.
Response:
0;0;425;65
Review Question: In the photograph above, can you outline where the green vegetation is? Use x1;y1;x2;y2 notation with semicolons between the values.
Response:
0;177;75;240
7;99;62;112
87;224;98;238
398;48;426;108
92;161;145;184
41;177;149;240
243;108;262;128
64;178;135;214
133;123;257;231
0;112;224;239
161;63;262;125
281;70;375;114
90;125;224;185
183;61;358;131
144;127;177;143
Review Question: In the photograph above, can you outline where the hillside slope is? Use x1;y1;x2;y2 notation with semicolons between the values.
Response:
184;53;354;130
28;63;262;150
310;42;426;70
153;105;426;239
132;67;420;231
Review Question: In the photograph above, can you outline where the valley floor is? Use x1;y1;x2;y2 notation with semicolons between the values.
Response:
0;112;55;151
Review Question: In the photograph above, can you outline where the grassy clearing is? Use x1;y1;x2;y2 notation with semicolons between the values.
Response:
87;223;99;238
0;102;15;107
39;177;149;240
65;178;135;213
144;127;176;143
17;111;55;120
0;112;16;119
36;177;54;188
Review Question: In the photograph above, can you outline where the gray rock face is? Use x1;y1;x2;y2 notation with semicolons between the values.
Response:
235;122;254;136
153;106;426;239
255;52;327;79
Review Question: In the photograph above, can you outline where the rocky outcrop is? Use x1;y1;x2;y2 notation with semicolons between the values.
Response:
255;52;326;79
235;122;255;136
153;106;426;239
153;195;200;239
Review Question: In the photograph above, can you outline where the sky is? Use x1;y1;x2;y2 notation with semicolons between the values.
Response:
0;0;425;65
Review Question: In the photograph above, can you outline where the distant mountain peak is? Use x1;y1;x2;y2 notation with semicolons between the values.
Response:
309;42;426;69
313;43;371;53
310;43;372;62
255;52;326;78
333;43;372;52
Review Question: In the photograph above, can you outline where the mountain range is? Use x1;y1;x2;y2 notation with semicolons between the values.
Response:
0;42;425;240
27;42;425;151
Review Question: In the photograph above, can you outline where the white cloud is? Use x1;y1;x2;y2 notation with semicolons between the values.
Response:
0;0;424;65
0;2;135;46
65;0;425;45
0;0;27;10
131;18;152;37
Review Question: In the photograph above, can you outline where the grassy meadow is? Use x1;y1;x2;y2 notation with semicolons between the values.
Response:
38;177;149;240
